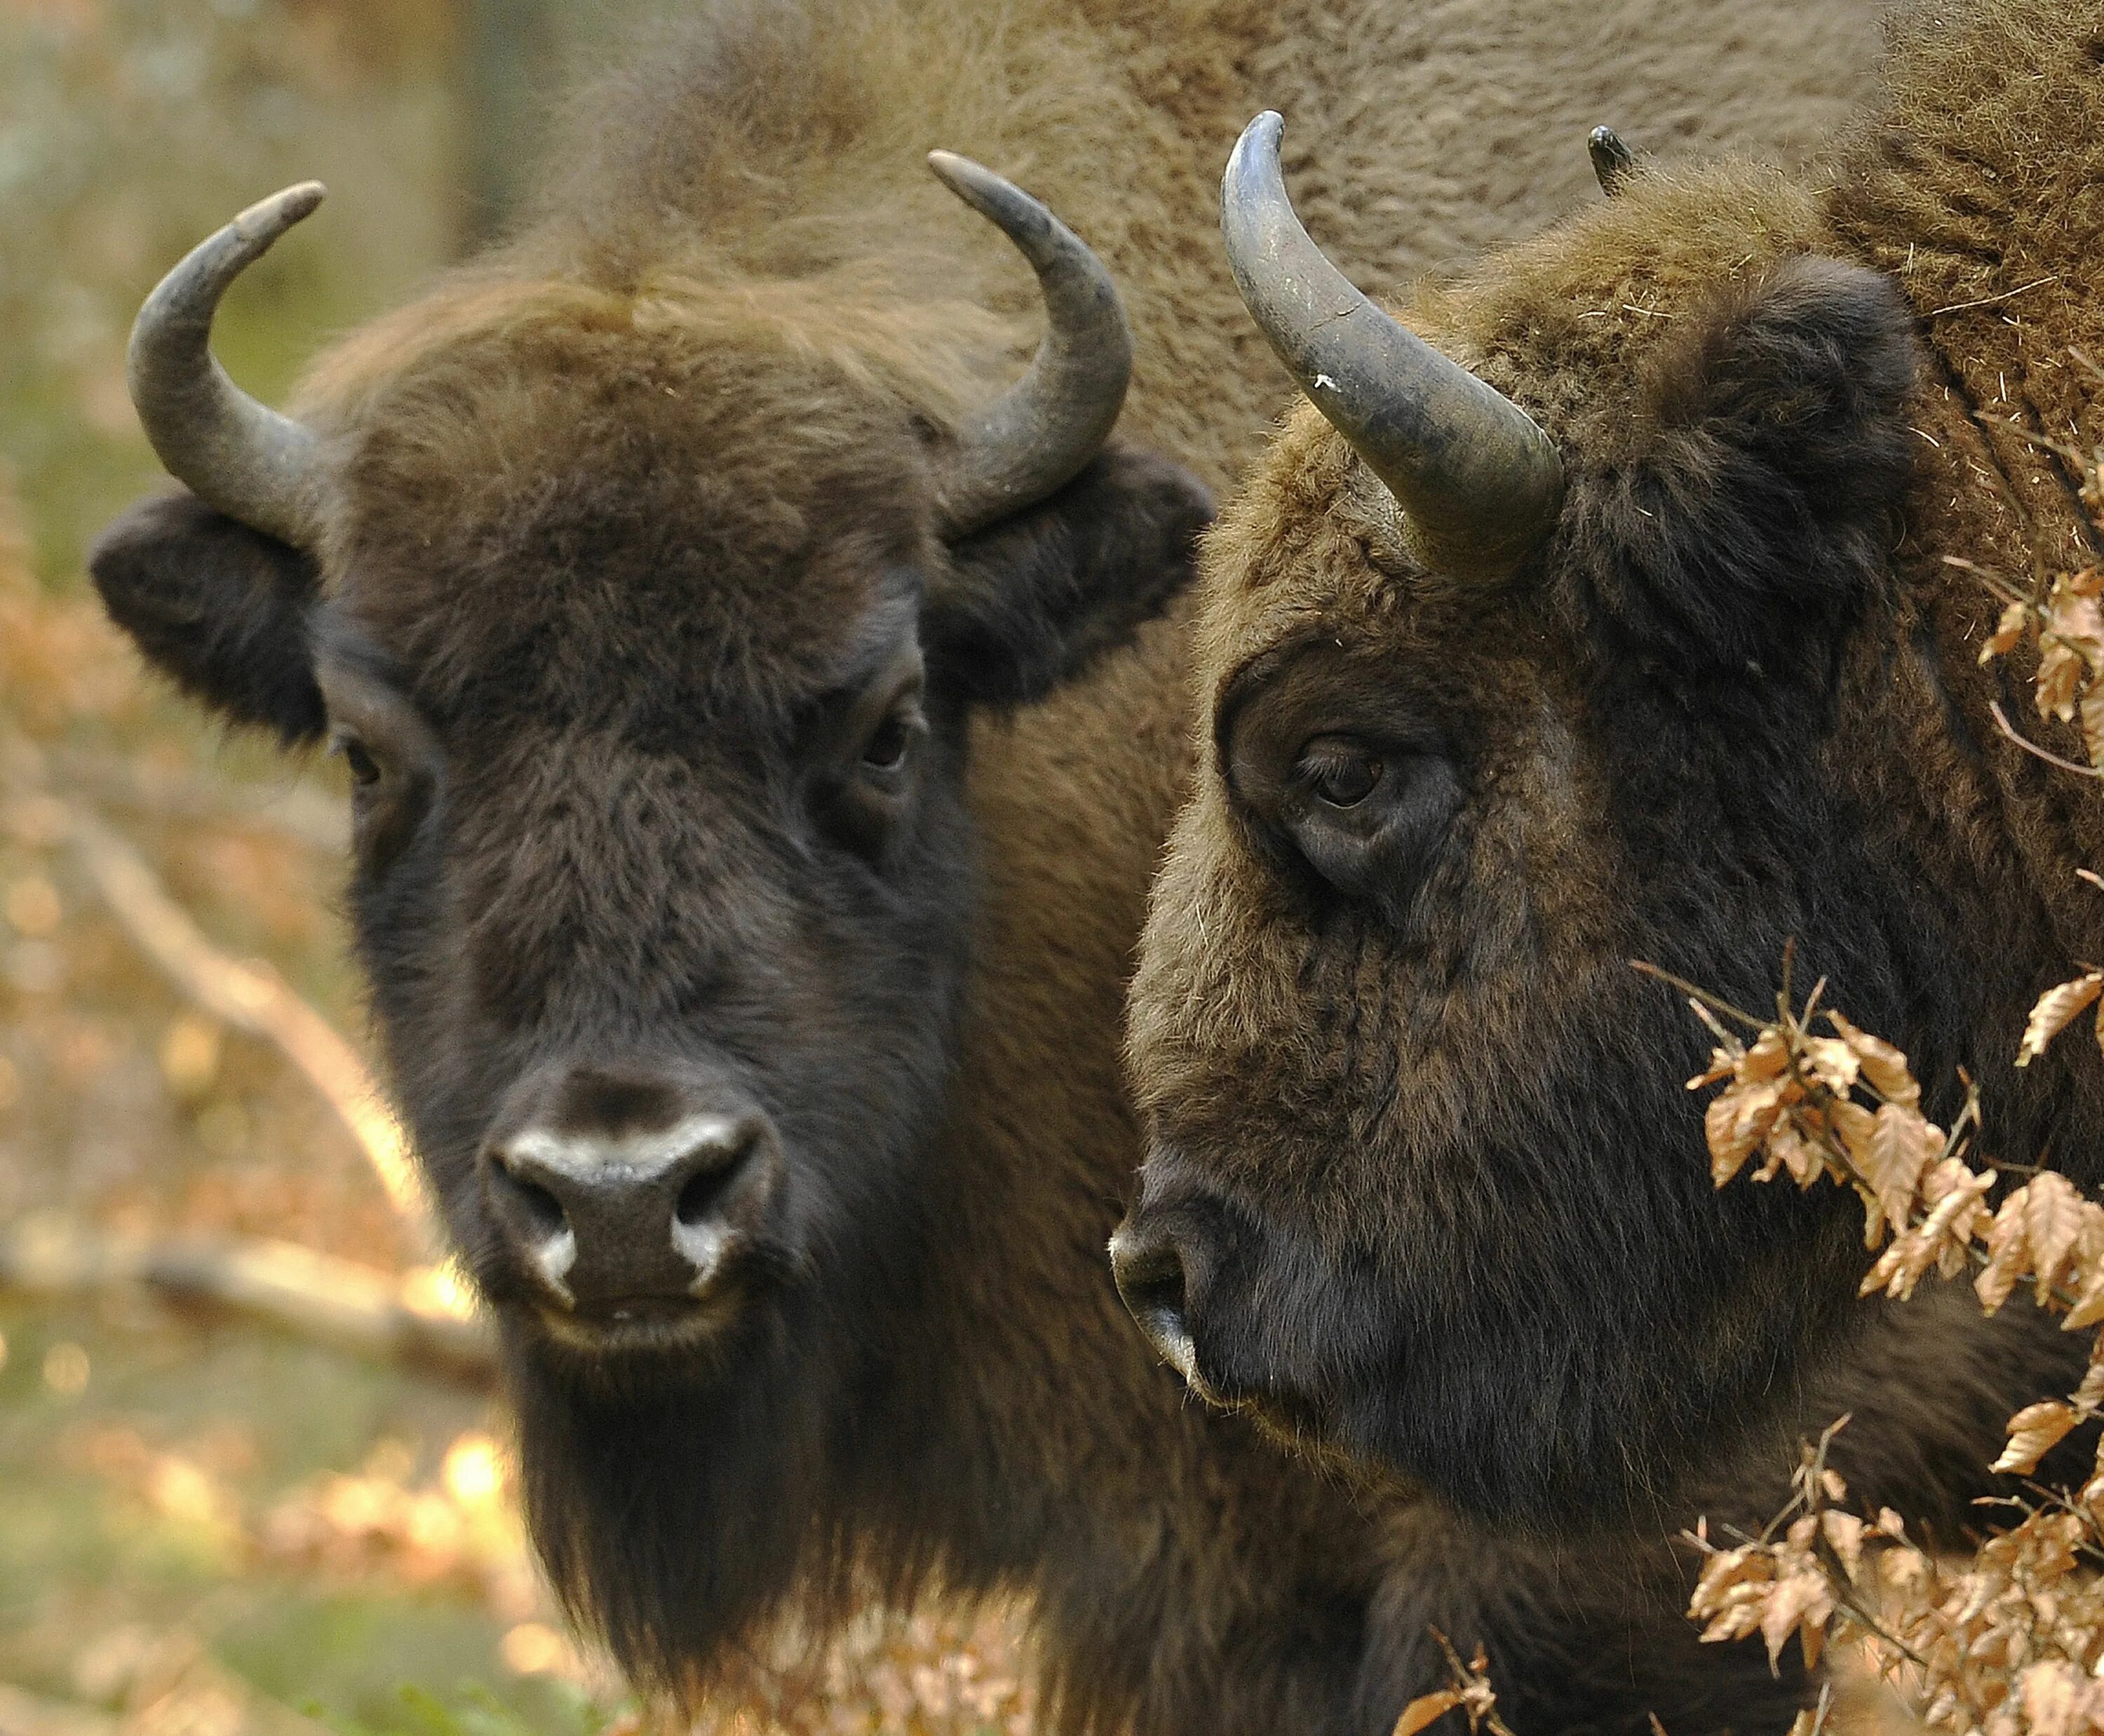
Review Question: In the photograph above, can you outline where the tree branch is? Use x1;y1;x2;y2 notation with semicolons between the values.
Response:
0;1216;494;1386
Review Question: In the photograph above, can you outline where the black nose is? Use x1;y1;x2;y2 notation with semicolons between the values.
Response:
1109;1220;1200;1385
482;1069;785;1314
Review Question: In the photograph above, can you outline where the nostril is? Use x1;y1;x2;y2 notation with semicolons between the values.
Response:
675;1162;729;1229
482;1148;581;1309
1112;1234;1190;1343
671;1119;762;1229
503;1166;569;1242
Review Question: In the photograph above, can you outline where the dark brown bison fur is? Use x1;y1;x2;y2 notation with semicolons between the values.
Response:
89;1;1898;1730
93;496;326;745
1124;0;2104;1565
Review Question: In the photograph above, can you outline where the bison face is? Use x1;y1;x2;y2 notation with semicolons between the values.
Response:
1115;141;1971;1530
97;380;1204;1391
95;356;1206;1662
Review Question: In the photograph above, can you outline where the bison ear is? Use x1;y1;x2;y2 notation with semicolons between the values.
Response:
926;444;1213;706
1582;255;1920;666
90;490;327;746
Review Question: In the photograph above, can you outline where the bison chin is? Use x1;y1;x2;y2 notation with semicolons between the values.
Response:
1112;1128;1854;1533
505;1289;848;1693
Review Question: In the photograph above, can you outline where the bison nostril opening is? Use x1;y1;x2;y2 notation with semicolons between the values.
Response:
1112;1236;1190;1345
675;1164;729;1229
508;1171;570;1243
672;1121;762;1230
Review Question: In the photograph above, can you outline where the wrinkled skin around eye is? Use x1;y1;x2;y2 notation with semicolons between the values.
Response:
1220;642;1463;919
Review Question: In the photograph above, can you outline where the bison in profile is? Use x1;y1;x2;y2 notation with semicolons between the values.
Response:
1117;0;2104;1545
88;0;1890;1728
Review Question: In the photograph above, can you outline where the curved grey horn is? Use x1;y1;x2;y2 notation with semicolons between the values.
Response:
1221;112;1563;580
926;152;1132;536
127;182;330;550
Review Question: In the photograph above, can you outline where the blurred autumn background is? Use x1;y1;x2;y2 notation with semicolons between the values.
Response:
0;4;1031;1732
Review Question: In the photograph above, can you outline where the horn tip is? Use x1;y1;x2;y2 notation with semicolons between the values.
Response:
1588;126;1636;194
1227;112;1286;193
927;150;1056;255
231;180;328;245
925;149;983;198
926;149;998;216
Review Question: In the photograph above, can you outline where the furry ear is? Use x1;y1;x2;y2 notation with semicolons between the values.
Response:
927;444;1213;706
90;490;328;745
1576;255;1920;668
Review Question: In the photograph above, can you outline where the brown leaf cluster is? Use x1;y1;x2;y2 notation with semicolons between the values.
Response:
1685;988;1994;1297
1673;964;2104;1734
1689;1440;2104;1735
1970;403;2104;774
1988;567;2104;768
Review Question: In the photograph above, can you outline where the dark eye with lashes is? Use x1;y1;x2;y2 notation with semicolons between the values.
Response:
341;738;382;787
861;711;915;772
1297;737;1384;808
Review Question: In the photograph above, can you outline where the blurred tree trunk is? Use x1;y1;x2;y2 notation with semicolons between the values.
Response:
460;0;565;245
458;0;666;247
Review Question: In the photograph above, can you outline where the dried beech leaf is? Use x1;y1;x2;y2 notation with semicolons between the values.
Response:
2075;1345;2104;1410
2038;638;2088;722
1981;598;2032;664
2065;1266;2104;1331
1687;1046;1739;1091
1800;1036;1861;1096
1862;1226;1936;1302
1828;1098;1877;1165
1705;1077;1792;1189
2026;1171;2087;1294
2019;1660;2084;1736
1917;1159;1994;1273
1828;1013;1920;1108
1758;1568;1832;1670
1864;1161;1991;1300
1738;1026;1791;1084
1764;1120;1827;1190
1976;1186;2033;1314
2084;684;2104;769
1821;1509;1866;1582
1861;1104;1942;1240
1394;1692;1464;1736
1704;1093;1758;1188
1993;1400;2079;1476
2018;971;2104;1067
2049;587;2104;666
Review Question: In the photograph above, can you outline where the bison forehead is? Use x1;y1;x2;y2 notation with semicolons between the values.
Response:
313;283;954;728
1192;163;1835;687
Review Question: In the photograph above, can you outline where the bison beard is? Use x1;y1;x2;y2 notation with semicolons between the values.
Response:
513;1301;834;1688
1120;0;2104;1548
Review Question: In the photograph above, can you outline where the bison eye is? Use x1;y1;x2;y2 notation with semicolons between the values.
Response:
1299;737;1382;808
341;738;382;788
861;708;917;774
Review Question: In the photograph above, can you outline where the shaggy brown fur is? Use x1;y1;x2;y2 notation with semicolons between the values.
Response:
297;0;1887;499
88;2;1894;1731
1124;0;2104;1575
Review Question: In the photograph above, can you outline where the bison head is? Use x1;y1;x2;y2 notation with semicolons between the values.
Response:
90;162;1208;1674
1114;115;2097;1531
